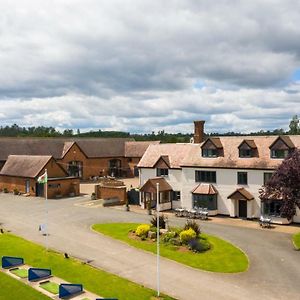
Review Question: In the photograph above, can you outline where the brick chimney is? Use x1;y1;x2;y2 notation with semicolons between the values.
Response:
194;120;205;143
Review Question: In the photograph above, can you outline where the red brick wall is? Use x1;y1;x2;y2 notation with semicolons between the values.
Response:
0;176;36;195
47;178;80;198
95;185;127;204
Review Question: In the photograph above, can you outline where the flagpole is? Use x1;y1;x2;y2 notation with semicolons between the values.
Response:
45;169;48;251
156;182;160;298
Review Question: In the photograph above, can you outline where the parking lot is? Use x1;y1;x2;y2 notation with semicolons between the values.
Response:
0;193;300;300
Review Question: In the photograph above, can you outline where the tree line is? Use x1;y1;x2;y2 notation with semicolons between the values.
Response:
0;115;299;143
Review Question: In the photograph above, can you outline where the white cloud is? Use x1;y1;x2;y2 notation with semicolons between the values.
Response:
0;0;299;132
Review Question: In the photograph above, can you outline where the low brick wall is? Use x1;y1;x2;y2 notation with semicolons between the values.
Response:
47;178;80;199
95;185;127;205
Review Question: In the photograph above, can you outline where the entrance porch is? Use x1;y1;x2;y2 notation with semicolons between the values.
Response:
140;177;173;211
227;188;254;219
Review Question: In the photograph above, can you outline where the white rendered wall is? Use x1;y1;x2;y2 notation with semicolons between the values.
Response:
181;167;267;218
140;166;299;224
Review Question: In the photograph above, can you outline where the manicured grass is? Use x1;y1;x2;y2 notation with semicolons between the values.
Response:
40;281;59;294
0;272;51;300
292;232;300;250
0;234;174;300
93;223;249;273
10;268;28;278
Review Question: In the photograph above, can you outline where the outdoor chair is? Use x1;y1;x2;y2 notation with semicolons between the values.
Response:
259;216;272;228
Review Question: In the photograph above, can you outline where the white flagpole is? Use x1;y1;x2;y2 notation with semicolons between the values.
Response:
45;169;48;251
156;182;160;297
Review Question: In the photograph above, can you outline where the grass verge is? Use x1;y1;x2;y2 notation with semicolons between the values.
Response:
0;233;175;300
40;281;59;294
0;272;51;300
10;268;28;278
292;232;300;250
92;223;249;273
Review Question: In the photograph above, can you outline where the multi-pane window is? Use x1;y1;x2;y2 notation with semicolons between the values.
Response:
172;191;181;201
195;171;216;183
263;172;273;185
271;149;289;159
193;194;217;210
202;149;218;157
239;149;252;158
157;168;169;176
237;172;248;185
263;201;282;217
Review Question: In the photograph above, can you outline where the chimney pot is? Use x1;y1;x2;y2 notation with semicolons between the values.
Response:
194;120;205;143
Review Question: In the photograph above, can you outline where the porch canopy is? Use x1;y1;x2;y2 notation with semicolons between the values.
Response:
140;177;173;193
191;183;217;195
227;187;254;201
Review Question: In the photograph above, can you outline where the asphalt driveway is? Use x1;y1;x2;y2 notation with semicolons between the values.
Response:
0;194;299;300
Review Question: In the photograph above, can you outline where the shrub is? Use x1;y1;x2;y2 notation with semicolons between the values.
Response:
188;238;211;253
184;220;201;237
136;224;150;238
150;214;166;229
3;188;8;193
169;237;181;246
13;188;19;195
180;228;196;244
149;226;157;233
162;231;177;243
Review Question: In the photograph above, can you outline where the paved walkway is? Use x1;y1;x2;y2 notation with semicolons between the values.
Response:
0;194;300;300
111;205;300;234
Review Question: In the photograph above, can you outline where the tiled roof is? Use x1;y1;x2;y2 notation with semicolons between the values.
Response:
0;137;133;160
239;139;257;149
140;177;173;192
74;138;133;158
227;188;254;201
269;136;295;149
138;143;197;169
191;183;217;195
182;135;300;170
0;155;52;178
124;141;160;157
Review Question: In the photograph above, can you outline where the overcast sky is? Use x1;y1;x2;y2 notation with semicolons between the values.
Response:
0;0;300;133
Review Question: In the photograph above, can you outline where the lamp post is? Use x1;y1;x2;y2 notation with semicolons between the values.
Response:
156;182;160;297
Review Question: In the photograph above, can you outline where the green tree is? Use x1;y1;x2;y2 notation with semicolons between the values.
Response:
259;149;300;220
289;115;300;134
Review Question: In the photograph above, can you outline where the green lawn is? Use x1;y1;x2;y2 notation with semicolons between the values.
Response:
293;232;300;250
10;268;28;278
92;223;249;273
40;281;59;294
0;271;51;300
0;234;175;300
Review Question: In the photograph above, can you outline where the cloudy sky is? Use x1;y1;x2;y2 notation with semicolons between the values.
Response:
1;0;300;133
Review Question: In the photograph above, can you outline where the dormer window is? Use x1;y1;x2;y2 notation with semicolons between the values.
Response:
202;149;218;157
201;138;223;158
269;136;294;159
270;149;289;159
157;168;169;176
153;155;170;177
238;140;257;158
239;149;252;158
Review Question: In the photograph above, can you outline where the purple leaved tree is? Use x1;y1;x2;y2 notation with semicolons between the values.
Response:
259;149;300;220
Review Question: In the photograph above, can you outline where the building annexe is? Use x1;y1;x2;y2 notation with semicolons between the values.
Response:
0;155;80;198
